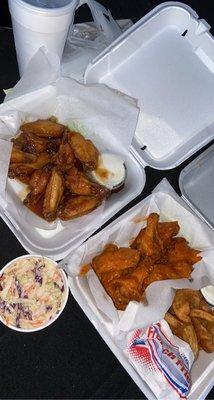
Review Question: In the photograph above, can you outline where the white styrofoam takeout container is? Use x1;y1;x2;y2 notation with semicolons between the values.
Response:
65;179;214;400
85;1;214;170
0;85;145;261
0;1;213;398
79;1;214;398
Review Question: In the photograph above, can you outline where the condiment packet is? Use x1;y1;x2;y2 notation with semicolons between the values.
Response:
125;320;194;400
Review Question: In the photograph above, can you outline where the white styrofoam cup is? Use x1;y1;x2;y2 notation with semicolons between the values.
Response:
9;0;79;76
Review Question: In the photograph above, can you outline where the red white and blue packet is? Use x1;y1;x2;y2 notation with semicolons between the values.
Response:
125;320;195;400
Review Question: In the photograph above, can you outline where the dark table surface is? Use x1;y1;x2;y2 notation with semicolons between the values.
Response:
0;1;214;399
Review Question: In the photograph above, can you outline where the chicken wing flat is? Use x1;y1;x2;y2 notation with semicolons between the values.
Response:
8;163;36;180
52;143;75;170
24;192;44;207
103;260;154;310
58;194;101;220
142;262;193;292
21;119;65;138
10;147;37;164
65;166;109;198
68;131;99;170
103;273;143;310
29;168;51;196
43;168;64;221
18;132;61;154
92;247;140;276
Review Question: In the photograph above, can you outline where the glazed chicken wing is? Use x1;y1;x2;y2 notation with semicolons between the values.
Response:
23;167;51;208
8;164;36;181
43;168;64;221
52;143;75;170
29;168;51;196
68;131;99;170
21;119;65;138
8;118;112;223
58;194;101;220
65;166;109;198
10;147;37;164
19;132;61;154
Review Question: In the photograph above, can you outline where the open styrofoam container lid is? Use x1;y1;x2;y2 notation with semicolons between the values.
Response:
179;143;214;230
85;1;214;170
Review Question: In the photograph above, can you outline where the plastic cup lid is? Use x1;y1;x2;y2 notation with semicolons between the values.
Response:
19;0;73;8
11;0;76;14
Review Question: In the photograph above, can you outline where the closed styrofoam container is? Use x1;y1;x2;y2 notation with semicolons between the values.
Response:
85;2;214;169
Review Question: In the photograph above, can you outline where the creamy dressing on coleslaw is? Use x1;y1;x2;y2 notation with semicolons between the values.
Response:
0;257;66;330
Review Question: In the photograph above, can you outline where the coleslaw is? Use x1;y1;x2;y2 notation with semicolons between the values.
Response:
0;257;66;330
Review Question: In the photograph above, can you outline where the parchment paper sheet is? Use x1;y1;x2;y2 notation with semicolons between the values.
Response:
0;48;139;232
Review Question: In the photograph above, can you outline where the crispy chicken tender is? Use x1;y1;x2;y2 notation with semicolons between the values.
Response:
68;131;99;170
43;168;64;221
58;194;101;220
21;119;65;138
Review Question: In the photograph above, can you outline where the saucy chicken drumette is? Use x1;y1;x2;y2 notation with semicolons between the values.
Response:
83;213;202;310
8;118;110;222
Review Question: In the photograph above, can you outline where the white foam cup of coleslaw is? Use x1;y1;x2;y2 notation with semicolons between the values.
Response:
0;255;69;332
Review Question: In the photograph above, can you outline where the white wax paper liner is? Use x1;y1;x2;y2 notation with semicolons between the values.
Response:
0;48;139;231
61;179;214;338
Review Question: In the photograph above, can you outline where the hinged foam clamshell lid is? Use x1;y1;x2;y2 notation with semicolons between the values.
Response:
179;143;214;230
85;2;214;170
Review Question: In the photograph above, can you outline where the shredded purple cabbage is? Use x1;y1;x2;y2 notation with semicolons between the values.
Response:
15;279;22;298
